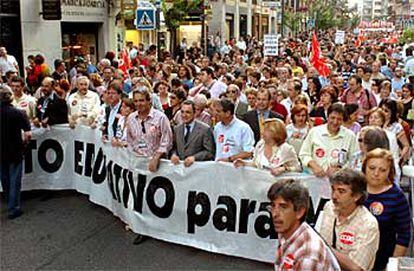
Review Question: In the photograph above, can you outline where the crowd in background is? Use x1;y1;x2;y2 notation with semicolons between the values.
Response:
1;29;413;270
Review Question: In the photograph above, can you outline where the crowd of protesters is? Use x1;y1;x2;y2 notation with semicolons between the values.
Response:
1;28;414;270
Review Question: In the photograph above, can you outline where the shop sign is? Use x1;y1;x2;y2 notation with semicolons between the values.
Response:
42;0;62;20
61;0;107;22
136;1;156;30
262;1;281;8
264;34;278;56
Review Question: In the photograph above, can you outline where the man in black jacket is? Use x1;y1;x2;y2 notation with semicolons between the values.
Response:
102;82;123;141
33;77;68;127
0;84;31;219
243;89;284;144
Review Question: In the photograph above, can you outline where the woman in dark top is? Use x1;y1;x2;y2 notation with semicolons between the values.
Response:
362;148;411;270
310;85;337;121
164;88;187;126
400;83;413;125
306;76;322;106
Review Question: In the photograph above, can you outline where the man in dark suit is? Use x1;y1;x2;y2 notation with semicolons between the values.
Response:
33;77;68;128
102;82;123;141
171;100;215;167
243;89;284;144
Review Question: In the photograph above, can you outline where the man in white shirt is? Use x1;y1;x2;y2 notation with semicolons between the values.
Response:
11;77;36;120
199;67;227;99
0;47;19;77
67;76;101;128
281;79;302;115
214;99;254;162
299;103;357;177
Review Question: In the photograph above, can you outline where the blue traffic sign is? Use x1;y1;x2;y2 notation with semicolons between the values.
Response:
136;8;156;30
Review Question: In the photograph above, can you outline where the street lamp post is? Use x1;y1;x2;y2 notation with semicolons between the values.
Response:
156;0;161;61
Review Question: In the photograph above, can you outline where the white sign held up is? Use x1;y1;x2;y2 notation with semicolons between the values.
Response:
335;30;345;44
264;34;278;56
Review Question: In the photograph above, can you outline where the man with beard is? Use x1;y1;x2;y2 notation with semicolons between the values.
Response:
316;168;379;271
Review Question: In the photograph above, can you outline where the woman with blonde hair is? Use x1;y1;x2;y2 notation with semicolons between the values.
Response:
362;148;411;270
234;118;301;176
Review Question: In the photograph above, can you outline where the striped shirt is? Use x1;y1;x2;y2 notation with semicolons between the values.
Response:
275;222;341;271
316;201;379;271
364;184;412;270
126;108;173;157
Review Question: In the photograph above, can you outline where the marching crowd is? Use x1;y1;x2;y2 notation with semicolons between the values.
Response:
1;29;413;270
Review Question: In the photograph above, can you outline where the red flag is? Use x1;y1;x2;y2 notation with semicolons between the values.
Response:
310;32;330;77
355;32;364;48
118;49;131;77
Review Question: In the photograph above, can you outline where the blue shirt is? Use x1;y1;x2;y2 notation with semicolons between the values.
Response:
214;117;254;160
364;184;411;270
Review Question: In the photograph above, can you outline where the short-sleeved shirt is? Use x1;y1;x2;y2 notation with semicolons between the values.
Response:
316;201;379;271
205;80;227;99
275;222;341;271
0;55;18;75
12;93;37;120
299;124;357;171
67;91;101;124
126;108;173;157
214;117;254;160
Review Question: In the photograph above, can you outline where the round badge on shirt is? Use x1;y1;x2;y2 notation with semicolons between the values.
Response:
315;148;325;158
72;100;78;106
330;149;339;159
283;254;295;269
218;134;225;143
369;202;384;216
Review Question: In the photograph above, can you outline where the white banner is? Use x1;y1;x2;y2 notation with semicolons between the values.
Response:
3;126;331;263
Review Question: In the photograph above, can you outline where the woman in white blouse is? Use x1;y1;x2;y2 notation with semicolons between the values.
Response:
233;118;301;176
286;104;311;155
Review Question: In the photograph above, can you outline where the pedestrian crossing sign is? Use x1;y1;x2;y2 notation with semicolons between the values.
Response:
136;7;156;30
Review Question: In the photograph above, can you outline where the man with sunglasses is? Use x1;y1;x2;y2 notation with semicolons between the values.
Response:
126;87;173;245
126;87;173;172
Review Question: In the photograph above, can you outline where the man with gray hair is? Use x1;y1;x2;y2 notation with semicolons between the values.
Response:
67;76;101;128
268;179;340;270
315;168;379;271
1;84;31;219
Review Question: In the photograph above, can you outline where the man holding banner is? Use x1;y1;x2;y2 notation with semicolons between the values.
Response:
214;99;254;162
127;87;173;172
268;179;340;270
170;100;215;167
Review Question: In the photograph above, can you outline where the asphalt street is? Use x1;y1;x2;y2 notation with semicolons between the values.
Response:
1;190;271;270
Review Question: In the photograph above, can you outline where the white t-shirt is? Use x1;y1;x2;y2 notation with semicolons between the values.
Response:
0;55;18;75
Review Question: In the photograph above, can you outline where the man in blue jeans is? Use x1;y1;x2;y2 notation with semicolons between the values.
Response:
0;84;31;219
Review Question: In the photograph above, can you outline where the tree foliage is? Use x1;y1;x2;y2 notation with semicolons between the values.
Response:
162;0;202;31
400;27;414;44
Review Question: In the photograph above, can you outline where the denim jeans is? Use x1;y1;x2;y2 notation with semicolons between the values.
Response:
1;161;23;215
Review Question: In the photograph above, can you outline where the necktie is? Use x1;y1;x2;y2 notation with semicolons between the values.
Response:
259;112;265;138
184;124;191;143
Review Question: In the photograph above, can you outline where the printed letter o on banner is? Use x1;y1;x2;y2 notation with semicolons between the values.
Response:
146;176;175;218
38;139;64;173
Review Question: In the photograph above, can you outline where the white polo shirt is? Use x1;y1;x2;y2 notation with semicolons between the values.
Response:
299;124;357;171
214;117;255;160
